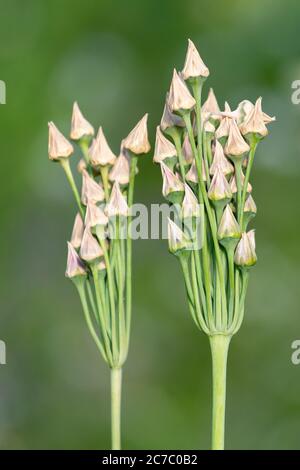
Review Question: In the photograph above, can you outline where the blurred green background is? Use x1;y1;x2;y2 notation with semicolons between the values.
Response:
0;0;300;450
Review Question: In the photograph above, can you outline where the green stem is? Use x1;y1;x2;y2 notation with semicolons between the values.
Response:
209;334;231;450
234;160;243;223
240;140;258;227
170;129;185;181
111;367;122;450
100;165;110;201
60;159;84;216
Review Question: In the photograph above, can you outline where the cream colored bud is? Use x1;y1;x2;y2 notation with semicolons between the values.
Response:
81;170;105;205
182;134;194;165
182;183;200;218
70;102;94;141
85;202;108;228
229;172;252;194
218;205;241;241
48;122;74;161
66;242;87;278
224;119;250;159
168;69;196;114
161;162;184;203
182;39;209;81
123;114;151;155
208;166;232;202
89;127;116;167
215;104;232;141
210;140;234;176
153;126;177;164
202;88;220;117
168;218;190;255
105;182;129;217
77;158;87;174
160;96;185;132
80;227;103;263
70;213;84;249
186;159;206;183
234;100;254;125
239;97;268;138
244;194;257;214
109;149;130;185
234;232;257;267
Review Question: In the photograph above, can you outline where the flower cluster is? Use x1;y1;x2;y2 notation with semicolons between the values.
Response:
154;39;275;336
48;104;150;369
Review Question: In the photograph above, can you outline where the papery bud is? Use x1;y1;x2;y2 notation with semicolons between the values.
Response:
81;170;105;205
70;102;94;141
218;205;241;243
168;69;196;114
234;232;257;268
208;167;232;202
203;119;215;136
229;172;252;194
48;122;74;161
160;95;185;132
161;162;184;203
109;149;130;185
202;88;220;118
123;114;151;155
105;182;129;217
181;39;209;81
80;227;103;263
186;159;206;184
89;127;116;167
85;202;108;228
70;213;84;249
215;103;232;142
182;134;194;165
244;194;257;215
224;119;250;160
234;100;254;125
77;158;87;174
247;229;256;252
182;183;200;218
210;140;234;176
66;242;87;279
96;259;107;275
153;126;177;164
239;97;268;139
167;218;190;255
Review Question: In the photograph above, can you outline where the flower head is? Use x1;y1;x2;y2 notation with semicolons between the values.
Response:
48;122;74;161
123;114;150;155
70;213;84;249
168;69;196;114
181;39;209;81
70;102;94;141
89;127;116;167
65;242;87;278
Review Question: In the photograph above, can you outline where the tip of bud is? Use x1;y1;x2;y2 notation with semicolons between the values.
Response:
123;114;151;155
48;121;74;161
168;69;196;114
66;241;87;278
181;39;210;81
70;102;94;141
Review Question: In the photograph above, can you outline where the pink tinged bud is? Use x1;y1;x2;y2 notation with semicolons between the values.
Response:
186;159;206;184
234;100;254;125
244;194;257;214
182;134;194;165
181;39;210;80
48;122;74;161
203;119;215;135
70;102;94;141
182;183;200;218
66;242;87;278
210;140;234;176
123;114;151;155
153;126;177;164
229;171;252;194
105;182;129;217
167;218;189;255
247;229;256;252
218;205;241;241
161;162;184;203
239;97;268;138
215;103;233;141
77;158;87;174
89;127;116;167
202;88;220;118
208;167;232;202
70;213;84;249
160;97;185;132
234;232;257;268
109;150;130;185
168;69;196;114
85;202;108;228
224;119;250;159
80;227;103;263
81;171;105;205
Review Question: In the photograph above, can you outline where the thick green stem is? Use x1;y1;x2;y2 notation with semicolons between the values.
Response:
209;334;231;450
111;367;122;450
60;159;84;216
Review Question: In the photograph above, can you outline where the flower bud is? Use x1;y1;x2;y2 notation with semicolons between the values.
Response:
244;194;257;215
105;182;129;217
168;218;190;255
202;88;220;119
239;97;268;139
234;100;254;125
70;213;84;249
77;158;87;174
224;119;250;160
80;227;103;263
215;103;232;142
123;114;151;155
229;172;252;194
153;126;177;164
109;149;130;185
210;140;234;176
234;232;257;268
217;205;241;245
85;202;108;228
186;159;206;184
66;242;87;279
168;69;196;114
160;96;185;132
181;39;209;81
161;162;184;203
247;229;256;252
70;102;94;141
208;166;232;203
48;122;74;161
182;183;200;218
89;127;116;167
81;170;105;205
182;134;194;165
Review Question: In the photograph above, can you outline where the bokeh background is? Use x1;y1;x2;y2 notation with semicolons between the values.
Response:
0;0;300;450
